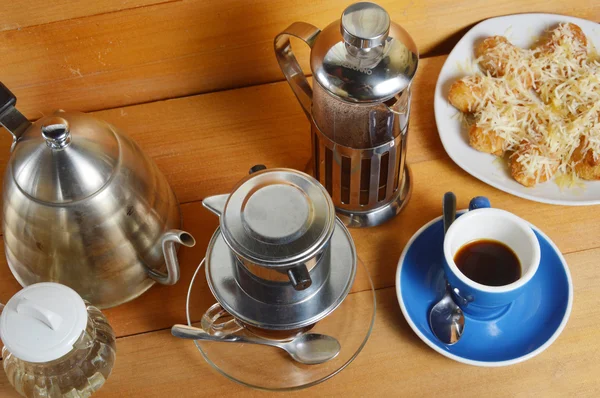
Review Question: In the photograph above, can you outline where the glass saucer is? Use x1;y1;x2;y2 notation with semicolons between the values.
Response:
185;258;376;391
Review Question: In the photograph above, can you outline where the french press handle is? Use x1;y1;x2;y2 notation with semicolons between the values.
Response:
274;22;321;120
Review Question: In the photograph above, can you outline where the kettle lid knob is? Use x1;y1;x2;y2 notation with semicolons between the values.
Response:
341;2;390;49
41;117;71;149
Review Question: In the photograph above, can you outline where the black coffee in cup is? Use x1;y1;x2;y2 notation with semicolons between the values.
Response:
454;239;521;286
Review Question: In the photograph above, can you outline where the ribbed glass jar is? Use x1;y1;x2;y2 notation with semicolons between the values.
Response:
2;303;116;398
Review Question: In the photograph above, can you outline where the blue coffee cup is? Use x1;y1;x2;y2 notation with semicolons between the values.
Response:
442;197;541;318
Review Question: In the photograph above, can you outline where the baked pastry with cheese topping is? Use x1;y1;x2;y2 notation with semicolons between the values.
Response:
468;124;505;156
447;22;600;188
476;36;535;88
509;142;559;187
572;138;600;180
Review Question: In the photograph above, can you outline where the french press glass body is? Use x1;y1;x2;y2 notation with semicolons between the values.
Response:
275;2;419;227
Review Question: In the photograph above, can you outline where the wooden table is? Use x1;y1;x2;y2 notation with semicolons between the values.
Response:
1;1;599;396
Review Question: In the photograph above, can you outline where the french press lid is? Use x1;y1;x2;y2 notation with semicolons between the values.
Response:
220;168;336;267
310;2;419;103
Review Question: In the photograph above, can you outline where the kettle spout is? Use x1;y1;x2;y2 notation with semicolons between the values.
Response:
149;230;196;286
202;194;229;217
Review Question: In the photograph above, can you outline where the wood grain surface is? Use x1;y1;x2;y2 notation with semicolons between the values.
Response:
0;55;445;205
2;266;598;397
0;0;599;397
0;0;177;31
0;0;599;117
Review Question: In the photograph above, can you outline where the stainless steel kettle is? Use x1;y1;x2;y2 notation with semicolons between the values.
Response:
0;82;196;308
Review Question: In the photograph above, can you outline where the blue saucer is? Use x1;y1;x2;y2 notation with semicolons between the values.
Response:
395;213;573;366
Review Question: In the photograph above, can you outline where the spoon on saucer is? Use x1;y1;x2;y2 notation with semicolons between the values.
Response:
428;192;465;345
171;324;341;365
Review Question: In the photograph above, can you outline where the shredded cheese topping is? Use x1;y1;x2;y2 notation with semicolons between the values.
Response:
455;23;600;185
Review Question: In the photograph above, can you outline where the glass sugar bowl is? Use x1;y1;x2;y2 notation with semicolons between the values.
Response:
0;283;116;398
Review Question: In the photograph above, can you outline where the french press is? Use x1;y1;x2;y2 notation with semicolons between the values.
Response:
275;2;419;227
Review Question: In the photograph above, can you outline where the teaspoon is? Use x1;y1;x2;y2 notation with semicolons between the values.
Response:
428;192;465;345
171;324;341;365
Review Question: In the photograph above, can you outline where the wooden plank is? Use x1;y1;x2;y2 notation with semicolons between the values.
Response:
0;0;175;32
0;55;448;205
349;157;600;293
1;155;599;339
2;245;597;397
0;55;599;339
0;55;444;340
0;2;597;396
1;0;599;116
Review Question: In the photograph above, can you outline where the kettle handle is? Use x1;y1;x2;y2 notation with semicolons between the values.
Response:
148;230;196;285
0;82;31;151
274;22;321;120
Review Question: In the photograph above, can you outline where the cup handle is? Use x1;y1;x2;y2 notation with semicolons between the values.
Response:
469;196;491;211
200;303;244;336
451;286;474;307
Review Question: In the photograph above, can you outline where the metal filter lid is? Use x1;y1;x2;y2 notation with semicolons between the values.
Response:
310;2;419;103
220;168;335;267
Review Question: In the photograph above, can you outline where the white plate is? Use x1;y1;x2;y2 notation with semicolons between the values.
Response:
434;13;600;206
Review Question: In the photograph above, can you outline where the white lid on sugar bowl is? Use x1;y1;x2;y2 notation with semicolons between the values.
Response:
0;282;88;363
